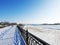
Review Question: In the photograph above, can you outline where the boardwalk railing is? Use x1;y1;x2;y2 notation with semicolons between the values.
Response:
17;26;50;45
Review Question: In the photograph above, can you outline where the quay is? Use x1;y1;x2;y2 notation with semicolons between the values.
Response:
0;25;49;45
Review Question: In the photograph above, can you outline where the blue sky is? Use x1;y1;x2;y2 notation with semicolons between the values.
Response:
0;0;60;24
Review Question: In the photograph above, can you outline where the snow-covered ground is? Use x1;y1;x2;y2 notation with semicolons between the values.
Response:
23;25;60;45
0;25;25;45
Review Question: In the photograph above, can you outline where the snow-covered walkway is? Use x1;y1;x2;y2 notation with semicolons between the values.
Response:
0;25;25;45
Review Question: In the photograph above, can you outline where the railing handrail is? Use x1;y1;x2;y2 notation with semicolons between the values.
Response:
17;25;50;45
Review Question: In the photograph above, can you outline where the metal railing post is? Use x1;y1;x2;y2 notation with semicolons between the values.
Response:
26;30;28;45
